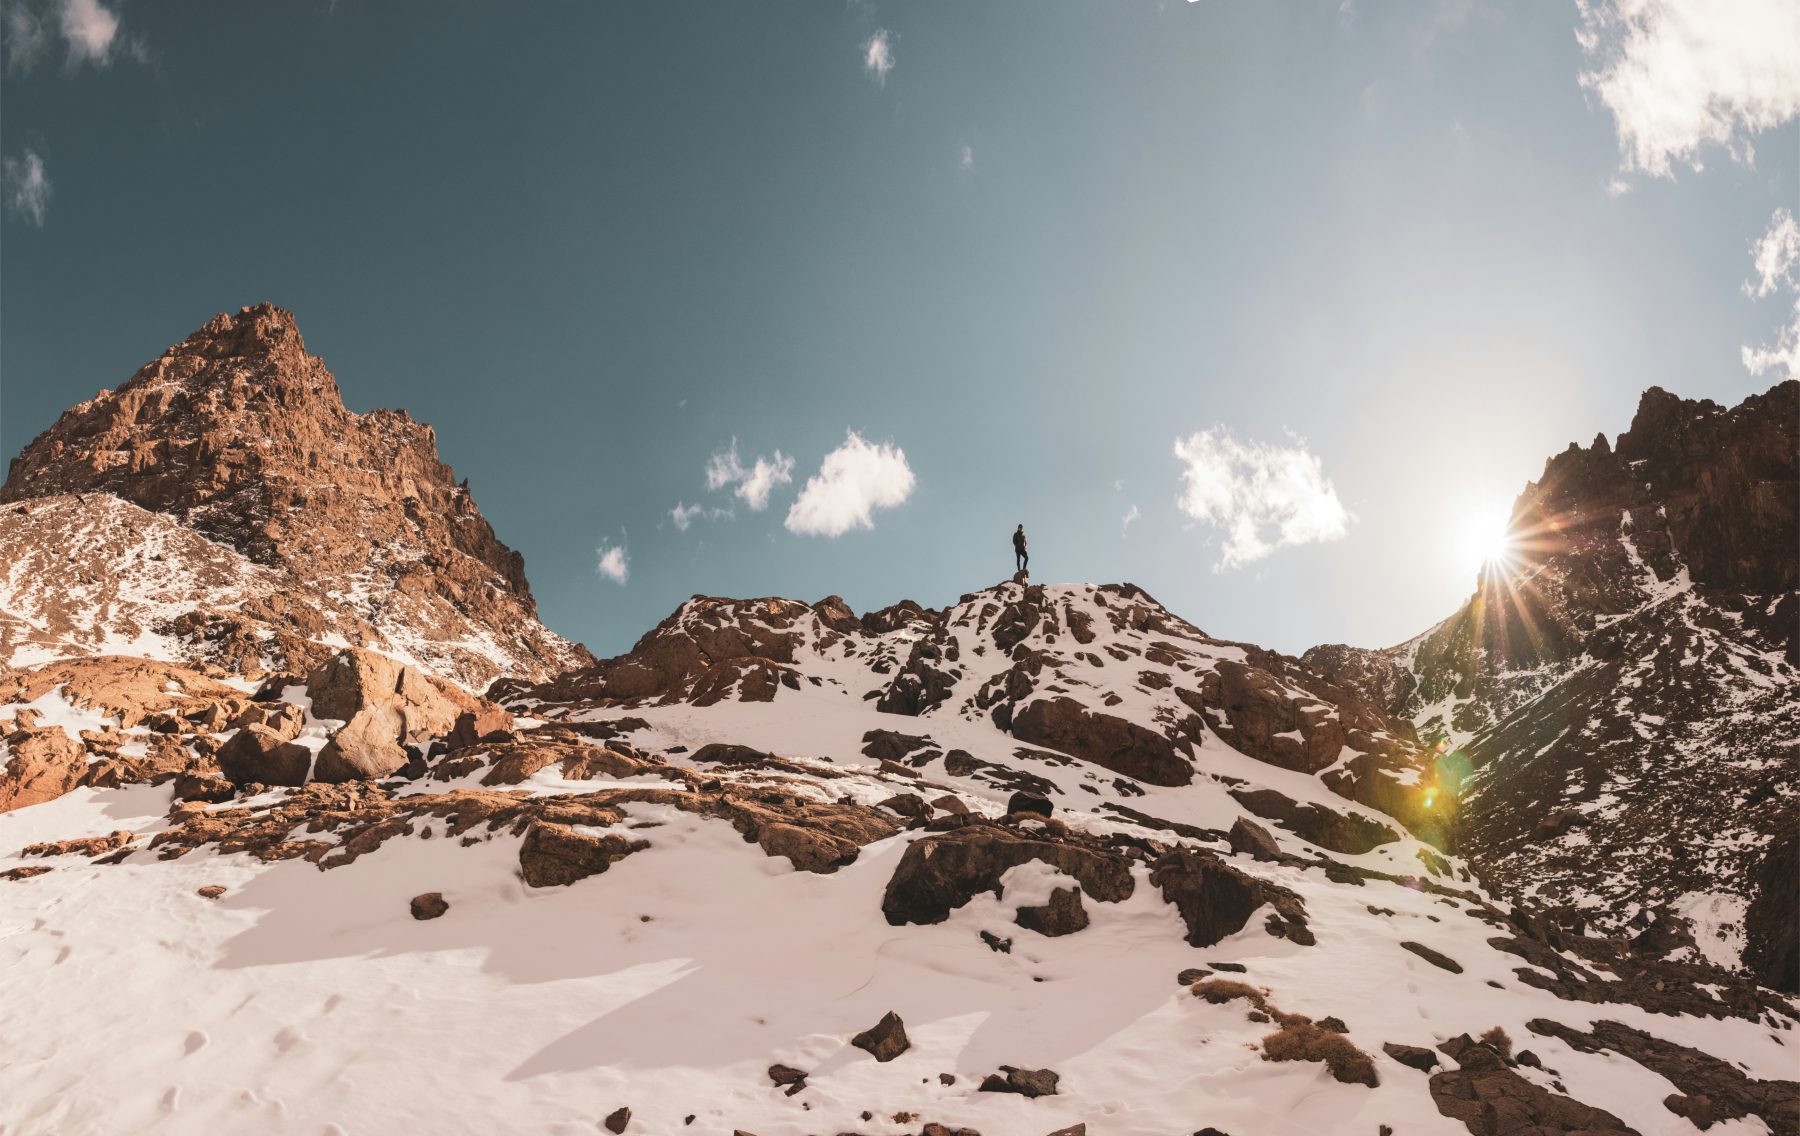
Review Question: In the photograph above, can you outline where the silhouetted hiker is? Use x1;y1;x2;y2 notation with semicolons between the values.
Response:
1013;524;1029;573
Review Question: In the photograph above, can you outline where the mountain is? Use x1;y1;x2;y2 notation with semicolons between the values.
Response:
1;316;1795;1134
1;303;590;690
1305;380;1799;992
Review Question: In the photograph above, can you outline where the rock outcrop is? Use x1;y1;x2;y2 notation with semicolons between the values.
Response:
1;304;589;689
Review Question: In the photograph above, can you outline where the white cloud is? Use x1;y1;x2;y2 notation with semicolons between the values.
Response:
670;501;733;532
703;440;795;510
784;430;916;537
3;149;51;226
1173;429;1353;570
1577;0;1800;178
863;29;893;84
58;0;117;64
595;540;629;584
1121;504;1140;536
1742;206;1800;377
959;145;974;170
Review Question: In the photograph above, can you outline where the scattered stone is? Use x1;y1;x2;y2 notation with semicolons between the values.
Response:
1;866;52;881
1178;967;1211;985
767;1064;807;1096
976;1065;1059;1097
602;1106;630;1133
850;1011;910;1062
979;931;1013;953
196;885;227;899
1045;1126;1086;1136
1400;940;1463;973
1227;816;1283;861
1383;1042;1439;1072
410;892;449;920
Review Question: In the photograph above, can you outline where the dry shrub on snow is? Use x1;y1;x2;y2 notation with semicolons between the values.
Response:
1261;1020;1380;1087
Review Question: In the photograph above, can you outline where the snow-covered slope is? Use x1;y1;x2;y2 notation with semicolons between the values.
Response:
4;576;1795;1135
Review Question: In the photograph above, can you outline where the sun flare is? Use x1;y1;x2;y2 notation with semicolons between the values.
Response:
1454;501;1519;578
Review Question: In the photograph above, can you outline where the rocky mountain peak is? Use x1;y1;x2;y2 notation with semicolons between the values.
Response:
1;305;589;689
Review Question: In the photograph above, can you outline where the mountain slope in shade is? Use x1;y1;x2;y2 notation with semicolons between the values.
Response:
1306;380;1798;991
1;304;590;689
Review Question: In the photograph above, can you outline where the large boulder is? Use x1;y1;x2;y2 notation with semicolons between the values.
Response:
0;727;88;813
312;707;407;783
1150;847;1312;948
517;820;649;887
882;824;1134;925
304;649;475;743
217;723;313;786
1009;697;1192;786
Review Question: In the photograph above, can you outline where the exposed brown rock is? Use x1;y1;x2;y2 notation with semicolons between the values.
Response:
517;820;649;888
217;724;313;786
0;726;87;813
0;304;589;689
1150;847;1311;948
1014;886;1089;937
410;892;449;920
1010;696;1192;786
850;1011;910;1062
882;824;1134;926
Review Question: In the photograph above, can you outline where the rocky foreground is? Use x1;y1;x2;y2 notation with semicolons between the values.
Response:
0;308;1795;1135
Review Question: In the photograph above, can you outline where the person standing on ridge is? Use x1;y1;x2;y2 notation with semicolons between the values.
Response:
1013;523;1029;574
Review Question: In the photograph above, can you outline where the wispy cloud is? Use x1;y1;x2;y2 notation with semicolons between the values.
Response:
959;144;974;170
704;440;795;511
785;430;915;537
670;501;733;532
595;538;629;584
863;28;893;85
1121;504;1140;537
5;3;46;71
1743;207;1800;377
6;0;138;72
3;149;51;226
1577;0;1800;178
1173;429;1352;570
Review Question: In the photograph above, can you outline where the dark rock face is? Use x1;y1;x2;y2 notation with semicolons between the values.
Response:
1150;848;1312;948
1228;788;1399;855
1308;380;1799;988
0;304;588;689
1014;886;1089;936
1742;827;1798;993
517;820;649;888
1429;1035;1635;1136
849;1011;910;1062
1527;1018;1800;1132
1010;697;1193;786
881;825;1134;926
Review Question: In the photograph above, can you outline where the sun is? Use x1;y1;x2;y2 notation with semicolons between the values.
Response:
1453;501;1519;579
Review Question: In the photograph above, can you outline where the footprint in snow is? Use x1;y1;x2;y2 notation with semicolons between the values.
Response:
184;1030;208;1055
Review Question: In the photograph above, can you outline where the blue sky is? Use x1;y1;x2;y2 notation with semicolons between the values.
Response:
3;0;1796;658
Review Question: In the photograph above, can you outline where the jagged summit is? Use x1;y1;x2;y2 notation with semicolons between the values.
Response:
1307;379;1798;989
1;304;589;688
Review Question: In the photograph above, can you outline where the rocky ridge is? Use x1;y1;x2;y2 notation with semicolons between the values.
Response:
1305;380;1799;991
